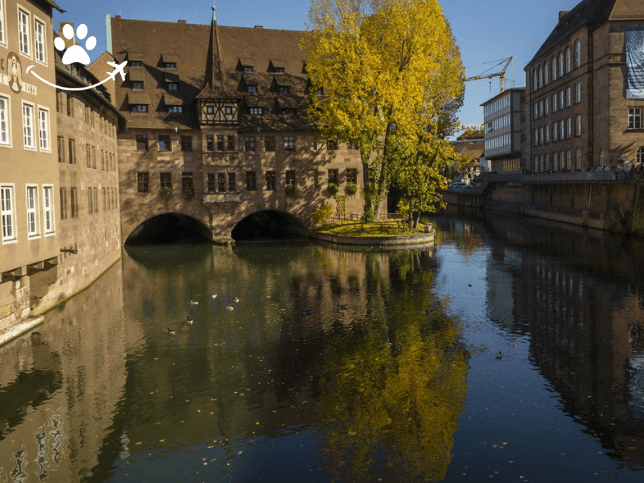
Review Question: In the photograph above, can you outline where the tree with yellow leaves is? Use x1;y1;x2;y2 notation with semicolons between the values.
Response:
302;0;464;221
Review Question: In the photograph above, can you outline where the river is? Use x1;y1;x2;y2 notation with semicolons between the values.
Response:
1;210;643;482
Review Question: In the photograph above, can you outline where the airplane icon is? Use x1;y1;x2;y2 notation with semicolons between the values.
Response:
106;60;128;81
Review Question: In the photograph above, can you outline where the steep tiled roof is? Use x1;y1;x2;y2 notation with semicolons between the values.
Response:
527;0;617;67
110;17;312;131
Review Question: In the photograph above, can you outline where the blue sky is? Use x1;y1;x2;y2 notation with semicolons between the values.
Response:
53;0;584;130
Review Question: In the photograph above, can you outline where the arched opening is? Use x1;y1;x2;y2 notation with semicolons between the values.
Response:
231;210;307;241
125;213;212;246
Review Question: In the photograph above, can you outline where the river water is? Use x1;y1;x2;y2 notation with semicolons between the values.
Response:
1;210;643;482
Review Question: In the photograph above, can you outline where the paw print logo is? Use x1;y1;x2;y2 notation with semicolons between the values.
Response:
54;24;96;66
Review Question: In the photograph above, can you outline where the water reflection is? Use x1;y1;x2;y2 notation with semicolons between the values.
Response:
437;210;644;470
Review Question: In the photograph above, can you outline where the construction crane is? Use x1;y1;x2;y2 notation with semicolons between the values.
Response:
463;57;514;93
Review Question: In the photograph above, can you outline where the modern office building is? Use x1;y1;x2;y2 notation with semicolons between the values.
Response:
482;88;524;173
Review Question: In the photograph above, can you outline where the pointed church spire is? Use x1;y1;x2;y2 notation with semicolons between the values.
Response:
197;2;230;99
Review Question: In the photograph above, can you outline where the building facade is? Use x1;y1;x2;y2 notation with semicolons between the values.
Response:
108;11;368;244
524;0;644;174
0;0;63;331
482;88;524;173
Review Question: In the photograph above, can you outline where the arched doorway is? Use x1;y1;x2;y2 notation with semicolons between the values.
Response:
124;213;212;246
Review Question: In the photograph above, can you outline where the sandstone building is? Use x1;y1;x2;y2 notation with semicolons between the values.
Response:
107;9;367;244
524;0;644;173
0;0;63;331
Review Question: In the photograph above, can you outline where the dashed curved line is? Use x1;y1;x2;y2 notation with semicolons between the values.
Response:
26;65;113;91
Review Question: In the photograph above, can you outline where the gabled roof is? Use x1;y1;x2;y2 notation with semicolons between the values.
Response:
527;0;617;67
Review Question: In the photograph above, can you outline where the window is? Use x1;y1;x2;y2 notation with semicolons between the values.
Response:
533;70;537;91
1;186;15;242
284;136;295;150
67;96;73;117
0;0;5;45
84;107;90;124
182;172;193;191
246;171;256;190
274;67;285;74
26;185;39;237
576;83;581;104
243;66;253;73
181;135;192;152
206;106;214;114
217;173;225;192
228;173;236;192
43;186;53;234
566;48;571;73
544;63;549;85
158;135;171;151
553;123;558;142
167;82;178;91
250;107;263;115
217;135;224;150
68;139;75;164
560;120;565;140
545;97;549;115
137;172;149;193
86;144;91;167
18;9;30;57
60;188;67;220
266;171;276;190
206;135;214;151
576;148;582;170
130;60;142;67
70;187;78;218
92;145;96;168
101;150;105;170
567;150;572;169
207;173;215;193
57;136;64;162
160;172;172;189
566;87;571;107
553;152;558;171
244;136;255;151
638;147;644;164
328;169;338;185
576;115;582;136
546;124;550;143
538;66;543;88
34;19;45;63
285;170;295;186
559;52;564;76
0;95;9;145
131;104;148;112
575;40;581;68
559;91;564;109
552;57;557;81
136;134;148;150
224;106;233;115
347;169;357;184
553;94;557;113
164;62;176;69
629;108;642;129
533;129;538;146
87;188;93;215
567;118;572;139
226;135;234;151
540;127;544;145
539;100;543;118
278;86;289;94
265;136;275;151
22;103;34;148
131;81;143;90
38;108;49;151
168;106;182;113
247;85;257;93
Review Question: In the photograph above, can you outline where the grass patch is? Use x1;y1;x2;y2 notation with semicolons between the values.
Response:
316;221;427;237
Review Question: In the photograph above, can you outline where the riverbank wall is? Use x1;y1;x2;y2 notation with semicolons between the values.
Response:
442;172;644;235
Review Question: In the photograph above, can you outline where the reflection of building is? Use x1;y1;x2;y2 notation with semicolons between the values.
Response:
451;131;485;184
0;0;64;330
524;0;644;173
107;10;368;243
482;88;524;173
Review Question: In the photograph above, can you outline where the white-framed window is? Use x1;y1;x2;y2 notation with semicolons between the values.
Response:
629;108;642;129
552;57;557;81
560;91;565;110
575;40;581;68
576;115;582;136
1;185;16;242
0;95;9;146
559;52;564;76
567;118;572;138
18;9;30;57
576;83;581;104
560;120;565;140
22;102;34;149
638;147;644;164
538;66;543;88
546;124;550;143
553;93;558;112
545;97;549;115
0;0;6;46
544;63;549;85
540;127;544;145
38;107;49;151
34;18;46;64
26;184;39;238
566;48;571;73
42;185;54;235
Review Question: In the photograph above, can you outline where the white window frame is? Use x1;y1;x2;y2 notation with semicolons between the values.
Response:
1;184;16;243
566;87;571;107
26;184;39;238
575;40;581;68
629;108;642;130
576;83;581;104
567;118;572;139
42;185;54;235
0;94;10;147
38;106;50;151
34;16;46;64
0;0;6;46
18;8;31;58
544;63;549;85
22;101;35;149
552;57;557;81
566;48;571;73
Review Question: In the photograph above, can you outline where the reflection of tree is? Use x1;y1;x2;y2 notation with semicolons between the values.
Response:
312;258;468;481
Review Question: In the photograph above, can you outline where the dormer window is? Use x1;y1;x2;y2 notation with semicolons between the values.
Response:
168;82;179;91
274;67;284;73
244;66;253;72
131;105;148;112
168;106;183;113
129;92;149;112
130;61;142;67
279;86;289;94
271;60;286;73
162;54;178;69
131;81;143;91
165;62;176;69
250;107;263;115
247;85;257;93
129;69;145;90
128;52;143;66
239;58;255;72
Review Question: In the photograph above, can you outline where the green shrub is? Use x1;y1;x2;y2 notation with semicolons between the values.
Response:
311;203;334;227
345;182;358;197
327;182;339;195
159;187;173;204
285;184;297;197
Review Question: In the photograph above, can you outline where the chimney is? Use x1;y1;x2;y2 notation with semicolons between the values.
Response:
58;21;76;49
114;15;121;19
254;25;263;29
559;11;569;22
178;19;187;23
